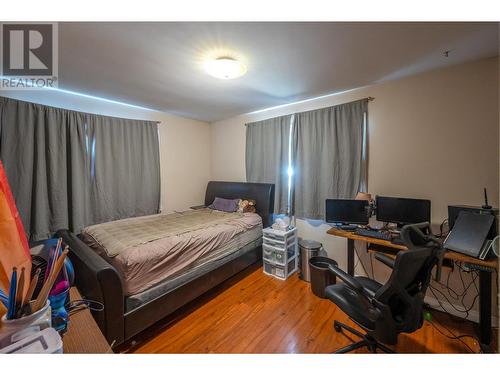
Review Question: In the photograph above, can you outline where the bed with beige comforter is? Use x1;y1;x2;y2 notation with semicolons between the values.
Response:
80;208;263;296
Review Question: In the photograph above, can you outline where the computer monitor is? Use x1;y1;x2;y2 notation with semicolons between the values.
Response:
325;199;369;225
376;196;431;226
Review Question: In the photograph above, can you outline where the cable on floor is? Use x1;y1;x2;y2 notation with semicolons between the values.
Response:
427;315;481;354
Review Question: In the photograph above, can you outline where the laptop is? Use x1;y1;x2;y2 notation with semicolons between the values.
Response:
444;211;494;259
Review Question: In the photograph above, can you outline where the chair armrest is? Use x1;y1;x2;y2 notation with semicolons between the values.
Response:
327;264;365;294
375;253;396;269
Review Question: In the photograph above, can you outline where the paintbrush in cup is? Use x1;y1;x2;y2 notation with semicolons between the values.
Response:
32;248;69;313
14;267;25;318
20;268;41;316
45;238;62;282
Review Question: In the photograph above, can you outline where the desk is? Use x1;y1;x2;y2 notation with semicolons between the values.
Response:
327;227;498;352
62;288;112;353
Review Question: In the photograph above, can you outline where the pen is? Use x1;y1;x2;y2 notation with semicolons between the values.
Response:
14;267;25;319
7;267;17;319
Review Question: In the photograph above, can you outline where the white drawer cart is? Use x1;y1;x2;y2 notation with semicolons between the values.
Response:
262;227;298;280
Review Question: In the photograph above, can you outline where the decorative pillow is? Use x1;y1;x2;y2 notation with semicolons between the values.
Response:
237;199;257;213
208;197;241;212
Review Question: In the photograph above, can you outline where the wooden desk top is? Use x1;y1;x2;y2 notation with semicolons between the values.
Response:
63;288;112;353
327;227;498;270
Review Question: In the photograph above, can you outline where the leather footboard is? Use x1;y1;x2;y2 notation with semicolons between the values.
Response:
56;229;125;345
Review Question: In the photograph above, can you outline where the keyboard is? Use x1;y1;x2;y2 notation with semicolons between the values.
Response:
355;228;391;241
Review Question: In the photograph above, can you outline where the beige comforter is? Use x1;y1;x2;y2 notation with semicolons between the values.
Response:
80;210;262;295
82;209;243;257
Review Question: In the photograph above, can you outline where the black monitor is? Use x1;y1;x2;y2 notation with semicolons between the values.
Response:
376;196;431;226
325;199;369;225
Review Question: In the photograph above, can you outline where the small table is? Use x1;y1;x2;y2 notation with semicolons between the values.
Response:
326;227;498;352
62;287;112;353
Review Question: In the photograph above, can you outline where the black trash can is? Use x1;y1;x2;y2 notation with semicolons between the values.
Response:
309;256;338;299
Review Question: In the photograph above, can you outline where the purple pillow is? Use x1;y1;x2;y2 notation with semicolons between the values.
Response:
208;197;240;212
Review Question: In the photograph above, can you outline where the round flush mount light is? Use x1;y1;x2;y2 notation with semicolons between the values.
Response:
204;57;247;79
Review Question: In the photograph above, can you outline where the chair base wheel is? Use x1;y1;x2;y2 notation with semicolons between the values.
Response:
332;320;395;354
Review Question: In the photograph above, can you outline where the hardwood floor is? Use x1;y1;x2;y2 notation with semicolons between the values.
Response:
118;263;496;354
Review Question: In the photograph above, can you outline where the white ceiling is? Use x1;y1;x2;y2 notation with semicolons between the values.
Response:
58;22;499;122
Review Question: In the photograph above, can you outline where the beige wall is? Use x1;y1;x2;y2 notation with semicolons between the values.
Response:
0;90;211;214
211;57;499;221
159;115;211;212
210;57;499;322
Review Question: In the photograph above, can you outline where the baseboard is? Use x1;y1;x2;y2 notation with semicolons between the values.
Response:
424;295;499;328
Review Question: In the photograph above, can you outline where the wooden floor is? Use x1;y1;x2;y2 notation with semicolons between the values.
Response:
118;263;495;354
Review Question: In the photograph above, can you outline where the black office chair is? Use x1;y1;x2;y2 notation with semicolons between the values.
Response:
325;222;444;353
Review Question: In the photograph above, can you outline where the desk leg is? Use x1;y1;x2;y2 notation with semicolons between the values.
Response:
347;239;355;276
478;270;492;352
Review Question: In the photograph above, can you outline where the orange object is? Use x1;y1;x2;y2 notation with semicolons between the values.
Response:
0;160;31;299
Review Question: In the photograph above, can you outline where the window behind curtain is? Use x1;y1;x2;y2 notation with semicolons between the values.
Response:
245;99;368;221
0;96;160;240
245;114;293;215
292;99;368;219
86;113;161;225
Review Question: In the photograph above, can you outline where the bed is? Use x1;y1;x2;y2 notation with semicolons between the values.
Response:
56;181;275;346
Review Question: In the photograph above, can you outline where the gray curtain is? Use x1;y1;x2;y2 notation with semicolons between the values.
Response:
86;114;160;224
0;96;161;240
293;99;368;219
245;115;292;214
0;97;90;240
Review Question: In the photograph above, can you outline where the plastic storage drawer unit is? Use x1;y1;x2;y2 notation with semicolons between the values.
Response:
262;227;298;280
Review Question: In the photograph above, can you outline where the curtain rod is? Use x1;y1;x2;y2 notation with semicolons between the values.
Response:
244;96;374;125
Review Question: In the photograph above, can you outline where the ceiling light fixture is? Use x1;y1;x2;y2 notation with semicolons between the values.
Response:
204;57;247;80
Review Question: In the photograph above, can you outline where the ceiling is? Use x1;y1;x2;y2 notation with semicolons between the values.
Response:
58;22;499;122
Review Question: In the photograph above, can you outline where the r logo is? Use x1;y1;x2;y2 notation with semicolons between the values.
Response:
2;24;54;76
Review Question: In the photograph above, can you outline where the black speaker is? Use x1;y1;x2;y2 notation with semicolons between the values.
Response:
448;205;498;239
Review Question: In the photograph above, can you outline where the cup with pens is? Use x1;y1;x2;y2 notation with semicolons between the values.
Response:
45;238;72;333
0;238;70;342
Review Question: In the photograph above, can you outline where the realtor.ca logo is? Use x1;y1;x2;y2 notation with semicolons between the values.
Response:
0;23;58;89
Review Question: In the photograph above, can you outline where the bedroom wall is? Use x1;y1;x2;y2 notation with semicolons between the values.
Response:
0;90;212;214
209;57;499;322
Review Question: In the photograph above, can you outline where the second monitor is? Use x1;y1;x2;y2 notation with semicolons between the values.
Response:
376;196;431;227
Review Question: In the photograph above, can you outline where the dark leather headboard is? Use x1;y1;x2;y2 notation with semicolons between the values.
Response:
204;181;275;229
